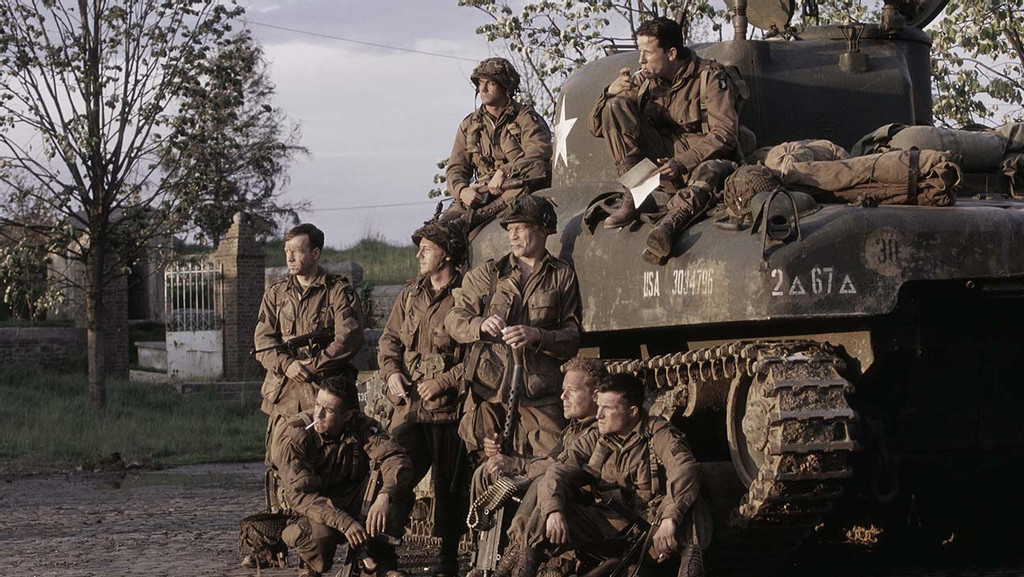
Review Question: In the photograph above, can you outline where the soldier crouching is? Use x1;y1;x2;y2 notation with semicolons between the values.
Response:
496;373;712;577
269;375;415;577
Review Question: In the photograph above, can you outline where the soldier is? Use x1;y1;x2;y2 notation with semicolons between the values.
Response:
377;219;470;577
497;373;710;577
466;357;607;577
254;223;364;464
590;17;746;263
443;57;553;227
445;195;581;462
269;376;415;577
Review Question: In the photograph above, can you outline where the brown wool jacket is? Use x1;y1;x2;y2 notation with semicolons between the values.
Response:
254;267;364;416
377;275;465;424
590;48;741;174
446;100;552;202
445;251;581;407
272;411;413;532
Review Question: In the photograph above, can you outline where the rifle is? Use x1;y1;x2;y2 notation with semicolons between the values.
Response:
602;497;653;577
451;176;548;230
250;327;334;357
334;464;403;577
473;345;526;575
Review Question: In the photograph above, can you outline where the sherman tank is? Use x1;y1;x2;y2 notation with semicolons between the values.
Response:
467;0;1024;574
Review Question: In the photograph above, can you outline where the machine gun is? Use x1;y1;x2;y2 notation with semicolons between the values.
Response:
250;327;334;358
472;346;527;575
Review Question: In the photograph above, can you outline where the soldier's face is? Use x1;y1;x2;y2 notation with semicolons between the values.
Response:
417;238;448;277
596;391;639;435
477;78;509;108
313;388;349;437
506;222;546;260
561;370;598;420
637;35;676;80
285;234;320;277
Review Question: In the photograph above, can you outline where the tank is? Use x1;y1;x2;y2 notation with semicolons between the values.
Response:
468;1;1024;573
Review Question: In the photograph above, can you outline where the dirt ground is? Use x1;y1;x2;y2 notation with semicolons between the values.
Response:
2;462;1023;577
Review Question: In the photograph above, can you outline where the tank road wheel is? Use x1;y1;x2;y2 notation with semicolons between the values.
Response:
714;343;860;576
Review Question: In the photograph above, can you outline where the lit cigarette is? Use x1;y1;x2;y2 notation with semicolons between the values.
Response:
305;421;317;431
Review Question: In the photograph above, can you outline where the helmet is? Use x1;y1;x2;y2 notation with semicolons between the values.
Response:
499;195;557;235
470;57;521;95
412;219;469;266
723;164;782;221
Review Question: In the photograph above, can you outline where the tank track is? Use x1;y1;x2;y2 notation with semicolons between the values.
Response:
607;340;859;576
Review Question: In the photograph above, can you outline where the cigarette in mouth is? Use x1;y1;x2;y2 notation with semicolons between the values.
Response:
305;421;317;430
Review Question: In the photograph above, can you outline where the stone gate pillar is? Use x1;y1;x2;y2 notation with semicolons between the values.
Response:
212;212;265;381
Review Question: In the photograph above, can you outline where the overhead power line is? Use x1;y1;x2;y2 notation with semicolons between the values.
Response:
246;20;479;63
306;199;446;213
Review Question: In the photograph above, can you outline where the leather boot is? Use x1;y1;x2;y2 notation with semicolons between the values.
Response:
604;193;638;229
677;545;704;577
513;546;542;577
494;541;523;577
643;205;695;263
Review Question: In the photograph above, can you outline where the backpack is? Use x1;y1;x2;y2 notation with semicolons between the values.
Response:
698;62;749;135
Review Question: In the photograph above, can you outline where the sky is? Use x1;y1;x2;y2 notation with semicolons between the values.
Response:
240;1;497;249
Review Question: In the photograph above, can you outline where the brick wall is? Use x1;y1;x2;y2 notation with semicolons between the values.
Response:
0;327;87;370
213;213;265;381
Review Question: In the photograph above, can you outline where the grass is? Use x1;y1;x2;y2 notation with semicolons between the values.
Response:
264;234;417;285
0;368;266;474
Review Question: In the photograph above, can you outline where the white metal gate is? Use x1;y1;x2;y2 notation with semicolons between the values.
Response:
164;261;223;380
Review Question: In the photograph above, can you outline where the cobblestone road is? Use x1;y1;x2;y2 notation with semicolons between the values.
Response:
1;463;1020;577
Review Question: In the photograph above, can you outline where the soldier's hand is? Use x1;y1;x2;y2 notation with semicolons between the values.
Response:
656;157;684;180
284;360;315;382
343;520;369;548
460;185;485;207
608;67;634;96
482;433;502;458
386;373;410;402
417;379;442;401
481;315;507;338
502;325;540;350
652;518;679;561
366;493;391;537
545;511;570;545
486;453;514;475
487;169;506;196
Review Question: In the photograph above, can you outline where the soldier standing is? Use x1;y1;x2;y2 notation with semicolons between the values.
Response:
254;223;364;464
497;373;710;577
444;57;553;227
590;17;746;263
445;195;581;462
269;376;414;577
377;220;471;577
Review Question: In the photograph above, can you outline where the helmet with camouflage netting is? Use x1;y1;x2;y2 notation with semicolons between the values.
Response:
499;194;557;235
470;57;521;95
412;219;469;267
723;164;782;222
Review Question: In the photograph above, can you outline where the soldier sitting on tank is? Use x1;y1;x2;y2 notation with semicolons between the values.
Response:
494;373;710;577
268;375;415;577
441;57;553;230
465;357;607;577
590;17;749;264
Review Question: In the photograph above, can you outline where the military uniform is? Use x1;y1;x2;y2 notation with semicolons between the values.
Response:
254;267;364;460
520;414;708;561
590;47;742;180
446;100;553;209
377;273;468;570
270;411;414;575
445;251;581;459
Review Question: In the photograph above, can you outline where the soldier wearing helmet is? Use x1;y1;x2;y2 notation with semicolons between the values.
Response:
444;58;553;226
445;195;582;465
376;219;471;577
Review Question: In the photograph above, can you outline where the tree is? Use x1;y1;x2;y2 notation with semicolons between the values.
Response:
460;0;1024;129
458;0;729;121
0;0;243;408
930;0;1024;126
162;29;309;247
